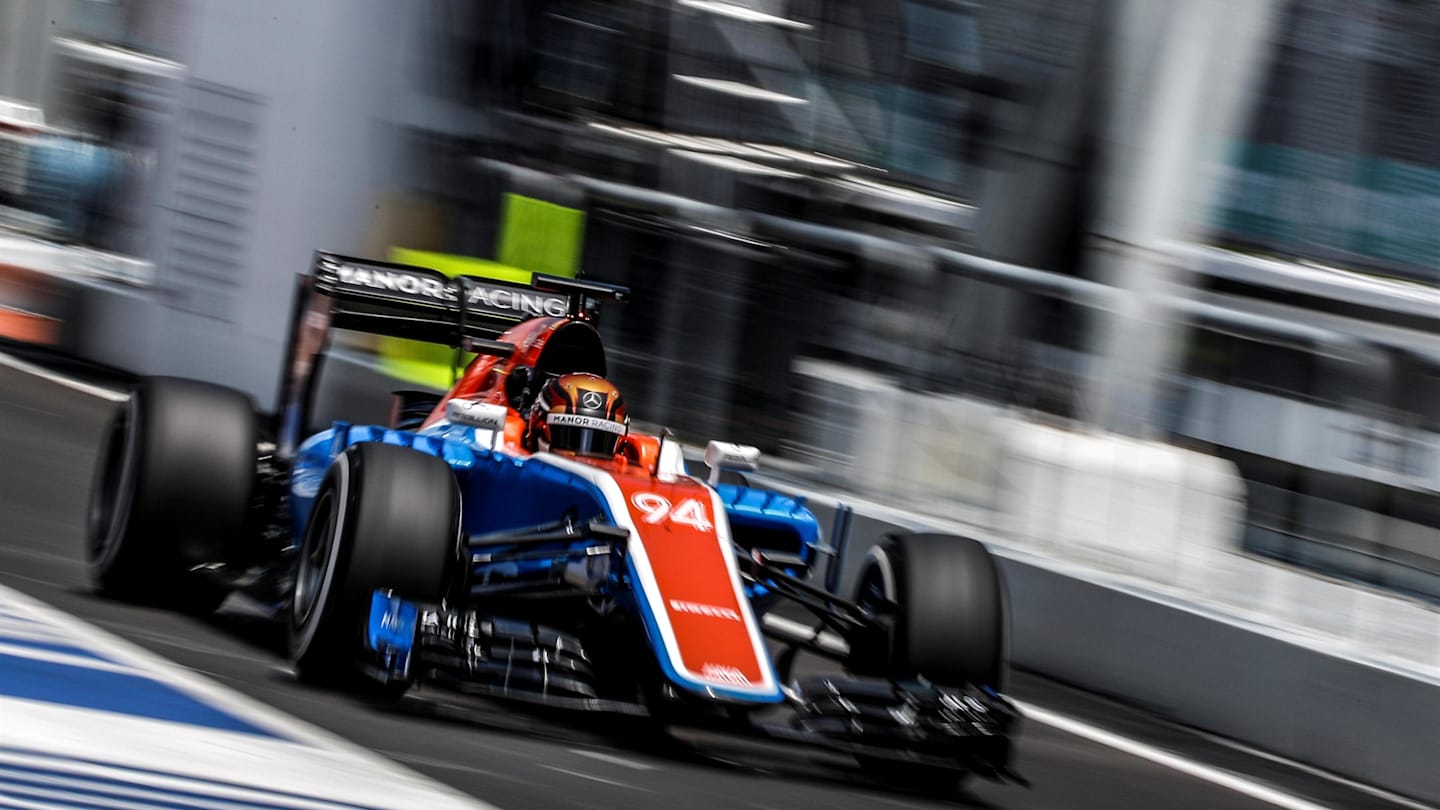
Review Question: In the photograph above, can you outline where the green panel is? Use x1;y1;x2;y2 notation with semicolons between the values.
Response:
388;247;534;284
373;195;588;389
496;194;585;279
376;248;536;390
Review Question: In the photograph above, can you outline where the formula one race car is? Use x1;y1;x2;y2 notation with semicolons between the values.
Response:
86;253;1022;788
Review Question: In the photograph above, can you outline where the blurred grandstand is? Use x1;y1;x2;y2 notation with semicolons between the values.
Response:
3;0;1440;605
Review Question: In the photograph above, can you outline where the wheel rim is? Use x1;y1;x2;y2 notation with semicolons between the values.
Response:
854;545;896;614
855;566;885;614
88;397;138;567
293;488;337;629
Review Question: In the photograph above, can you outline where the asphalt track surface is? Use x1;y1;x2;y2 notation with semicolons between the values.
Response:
0;358;1416;810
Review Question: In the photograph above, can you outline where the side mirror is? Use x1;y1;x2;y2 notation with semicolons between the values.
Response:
704;441;760;485
504;365;535;410
655;430;687;482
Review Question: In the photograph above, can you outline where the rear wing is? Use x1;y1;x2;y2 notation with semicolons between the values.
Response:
275;252;628;457
312;252;627;347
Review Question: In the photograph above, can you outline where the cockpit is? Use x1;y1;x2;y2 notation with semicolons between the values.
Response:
506;320;608;411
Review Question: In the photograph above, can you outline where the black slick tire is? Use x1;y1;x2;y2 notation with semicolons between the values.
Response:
851;532;1006;689
86;376;256;614
849;533;1008;788
288;442;460;691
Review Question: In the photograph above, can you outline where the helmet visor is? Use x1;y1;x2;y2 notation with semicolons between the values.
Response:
547;413;626;457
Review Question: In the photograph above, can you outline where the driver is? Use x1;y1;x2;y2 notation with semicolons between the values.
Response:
525;373;630;457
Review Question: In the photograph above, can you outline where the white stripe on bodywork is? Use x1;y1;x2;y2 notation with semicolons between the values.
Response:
533;453;779;698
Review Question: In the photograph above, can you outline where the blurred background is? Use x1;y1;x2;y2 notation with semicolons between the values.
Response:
5;0;1440;610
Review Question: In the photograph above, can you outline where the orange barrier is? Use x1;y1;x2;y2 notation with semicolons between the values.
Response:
0;307;58;344
0;262;63;345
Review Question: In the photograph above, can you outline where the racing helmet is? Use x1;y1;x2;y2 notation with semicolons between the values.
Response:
527;373;629;457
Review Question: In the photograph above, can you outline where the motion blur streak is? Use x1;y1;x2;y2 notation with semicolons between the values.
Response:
2;0;1439;806
0;583;490;810
1017;701;1330;810
0;349;127;401
0;349;1414;809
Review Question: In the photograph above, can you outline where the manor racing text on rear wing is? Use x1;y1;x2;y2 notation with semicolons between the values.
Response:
274;251;628;456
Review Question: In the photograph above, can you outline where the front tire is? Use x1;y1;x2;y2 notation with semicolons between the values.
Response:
848;533;1007;788
289;442;461;690
850;532;1006;690
87;377;256;613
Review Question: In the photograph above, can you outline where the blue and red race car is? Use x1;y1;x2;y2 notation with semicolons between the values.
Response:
86;252;1021;789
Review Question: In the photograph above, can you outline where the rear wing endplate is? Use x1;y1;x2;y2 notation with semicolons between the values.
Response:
275;252;628;457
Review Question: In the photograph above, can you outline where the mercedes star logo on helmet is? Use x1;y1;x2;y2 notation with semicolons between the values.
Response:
581;391;605;410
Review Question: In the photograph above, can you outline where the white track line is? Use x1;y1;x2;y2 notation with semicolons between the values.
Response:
0;618;79;643
1018;700;1333;810
1189;728;1435;810
0;642;140;676
0;794;89;810
0;351;128;402
570;749;657;771
0;585;491;810
0;774;284;810
541;765;650;792
0;750;368;810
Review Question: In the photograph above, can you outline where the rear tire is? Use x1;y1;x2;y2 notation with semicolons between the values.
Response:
289;442;461;691
850;532;1006;689
86;377;256;614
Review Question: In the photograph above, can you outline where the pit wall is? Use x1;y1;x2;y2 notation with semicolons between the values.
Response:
791;358;1440;805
